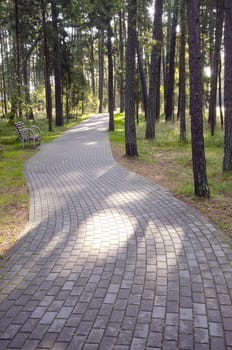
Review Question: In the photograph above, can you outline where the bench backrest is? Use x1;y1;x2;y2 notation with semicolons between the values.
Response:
14;122;28;141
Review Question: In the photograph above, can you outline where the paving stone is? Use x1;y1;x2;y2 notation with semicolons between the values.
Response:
0;114;232;349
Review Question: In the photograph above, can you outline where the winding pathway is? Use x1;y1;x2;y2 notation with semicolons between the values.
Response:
0;114;232;349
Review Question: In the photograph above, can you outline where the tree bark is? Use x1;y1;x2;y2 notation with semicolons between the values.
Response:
89;32;96;97
98;29;104;113
165;0;178;121
179;0;186;142
218;57;224;129
14;0;22;119
145;0;163;139
119;10;125;113
223;0;232;171
125;0;138;157
187;0;210;198
0;27;7;115
136;39;148;119
106;20;114;131
42;0;52;131
51;0;63;127
208;0;224;136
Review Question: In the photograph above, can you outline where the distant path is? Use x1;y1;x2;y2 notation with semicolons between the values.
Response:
0;113;232;349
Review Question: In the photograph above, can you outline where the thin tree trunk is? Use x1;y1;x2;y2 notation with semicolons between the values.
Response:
145;0;163;139
42;0;52;131
187;0;210;198
14;0;22;119
107;22;114;131
218;57;223;129
98;30;104;113
208;0;224;136
89;32;96;97
119;10;125;113
179;0;186;142
51;0;63;127
163;0;172;109
125;0;138;157
0;27;7;115
165;0;178;121
136;39;147;119
223;0;232;171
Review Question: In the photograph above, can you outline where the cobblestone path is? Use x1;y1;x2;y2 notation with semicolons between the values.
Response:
0;114;232;349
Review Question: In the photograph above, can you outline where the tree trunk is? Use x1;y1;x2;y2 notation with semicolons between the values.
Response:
145;0;163;139
208;0;224;136
187;0;210;198
125;0;138;157
107;22;114;131
42;0;52;131
179;0;186;142
136;39;148;119
218;57;224;129
14;0;22;119
223;0;232;171
165;0;178;121
0;27;7;115
51;0;63;127
98;29;104;113
89;32;96;97
119;10;125;113
163;0;172;110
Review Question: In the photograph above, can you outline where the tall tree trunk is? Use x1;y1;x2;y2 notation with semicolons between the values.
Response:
119;10;125;113
163;0;172;109
22;60;34;120
187;0;210;198
208;0;224;136
136;40;148;119
0;27;7;115
98;29;104;113
125;0;138;157
223;0;232;171
51;0;63;126
42;0;52;131
165;0;178;121
89;32;96;97
107;21;114;131
14;0;22;119
145;0;163;139
218;57;224;129
179;0;186;142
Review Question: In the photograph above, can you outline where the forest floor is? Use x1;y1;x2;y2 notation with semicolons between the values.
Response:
111;142;232;240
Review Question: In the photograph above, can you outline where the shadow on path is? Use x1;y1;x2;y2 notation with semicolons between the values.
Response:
0;114;232;350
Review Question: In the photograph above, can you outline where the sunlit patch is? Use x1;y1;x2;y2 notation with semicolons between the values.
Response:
105;191;147;206
84;142;97;146
78;209;136;258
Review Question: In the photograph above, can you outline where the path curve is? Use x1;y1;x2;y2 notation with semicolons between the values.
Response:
0;114;232;350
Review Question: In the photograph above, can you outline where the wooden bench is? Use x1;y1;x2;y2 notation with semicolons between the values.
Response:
14;121;41;148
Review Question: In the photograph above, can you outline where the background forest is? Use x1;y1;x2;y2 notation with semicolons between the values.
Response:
0;0;232;253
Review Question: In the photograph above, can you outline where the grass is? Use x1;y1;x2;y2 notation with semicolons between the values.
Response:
110;112;232;237
0;113;88;257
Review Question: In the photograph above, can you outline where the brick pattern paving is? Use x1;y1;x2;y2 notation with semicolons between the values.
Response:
0;114;232;349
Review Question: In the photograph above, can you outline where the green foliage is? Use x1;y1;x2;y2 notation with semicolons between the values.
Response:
109;112;124;143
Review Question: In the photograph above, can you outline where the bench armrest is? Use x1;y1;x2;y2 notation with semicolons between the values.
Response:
31;125;41;134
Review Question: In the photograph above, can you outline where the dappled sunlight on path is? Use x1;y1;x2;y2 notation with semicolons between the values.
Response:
0;114;232;349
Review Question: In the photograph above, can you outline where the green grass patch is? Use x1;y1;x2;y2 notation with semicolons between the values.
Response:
110;112;232;236
111;112;231;198
0;113;89;256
